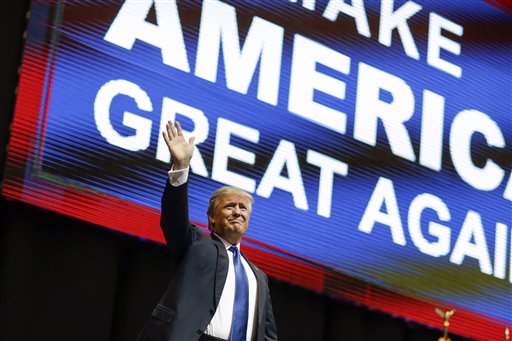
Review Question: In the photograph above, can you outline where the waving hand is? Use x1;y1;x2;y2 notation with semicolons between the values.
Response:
162;120;196;170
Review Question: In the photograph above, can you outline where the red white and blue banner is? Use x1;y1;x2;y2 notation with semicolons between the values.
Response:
3;1;511;338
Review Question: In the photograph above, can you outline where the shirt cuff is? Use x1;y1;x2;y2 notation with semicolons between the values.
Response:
168;166;189;187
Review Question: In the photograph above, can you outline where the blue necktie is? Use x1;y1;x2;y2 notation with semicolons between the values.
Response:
229;245;249;341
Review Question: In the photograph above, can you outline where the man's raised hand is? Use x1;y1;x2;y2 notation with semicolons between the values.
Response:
162;120;196;170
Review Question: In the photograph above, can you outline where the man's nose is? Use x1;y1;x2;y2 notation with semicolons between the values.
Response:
233;205;242;215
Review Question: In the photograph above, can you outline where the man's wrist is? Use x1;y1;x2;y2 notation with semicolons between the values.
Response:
172;161;190;170
168;166;189;187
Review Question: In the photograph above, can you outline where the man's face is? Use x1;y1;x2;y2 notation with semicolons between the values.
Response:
208;194;251;245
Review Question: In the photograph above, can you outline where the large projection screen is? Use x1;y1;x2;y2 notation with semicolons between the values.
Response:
2;0;511;339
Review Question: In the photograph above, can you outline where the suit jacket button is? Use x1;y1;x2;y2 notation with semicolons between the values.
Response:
197;329;202;335
209;309;215;316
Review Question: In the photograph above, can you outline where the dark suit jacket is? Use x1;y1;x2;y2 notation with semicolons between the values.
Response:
137;180;277;341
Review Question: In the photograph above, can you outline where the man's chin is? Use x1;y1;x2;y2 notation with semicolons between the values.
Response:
229;222;245;230
229;226;247;237
217;230;245;244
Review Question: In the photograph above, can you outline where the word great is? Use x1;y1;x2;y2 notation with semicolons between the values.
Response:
94;79;348;219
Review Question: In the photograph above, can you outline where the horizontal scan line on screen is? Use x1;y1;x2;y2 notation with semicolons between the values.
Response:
102;0;511;201
93;80;511;284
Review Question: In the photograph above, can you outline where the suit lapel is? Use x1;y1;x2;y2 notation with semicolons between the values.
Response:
243;252;267;326
211;234;229;308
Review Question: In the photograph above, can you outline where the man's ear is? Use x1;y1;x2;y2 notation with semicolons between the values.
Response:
208;215;215;228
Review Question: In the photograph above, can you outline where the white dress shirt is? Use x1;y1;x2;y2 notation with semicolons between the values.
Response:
168;167;258;341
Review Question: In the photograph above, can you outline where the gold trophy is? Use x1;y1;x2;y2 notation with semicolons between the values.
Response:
436;308;455;341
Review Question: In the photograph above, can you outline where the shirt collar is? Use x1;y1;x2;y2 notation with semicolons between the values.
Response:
213;232;240;250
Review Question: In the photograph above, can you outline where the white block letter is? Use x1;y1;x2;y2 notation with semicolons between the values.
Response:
212;118;259;192
288;34;350;134
354;63;416;161
493;222;508;280
408;193;451;257
504;172;512;201
450;109;505;191
323;0;371;37
94;79;153;152
450;211;492;275
419;90;445;171
306;150;349;218
289;0;316;11
359;177;406;246
378;0;422;60
428;13;463;78
104;0;189;72
195;0;284;105
257;140;308;210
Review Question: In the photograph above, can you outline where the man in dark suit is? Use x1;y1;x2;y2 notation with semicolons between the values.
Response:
137;120;277;341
